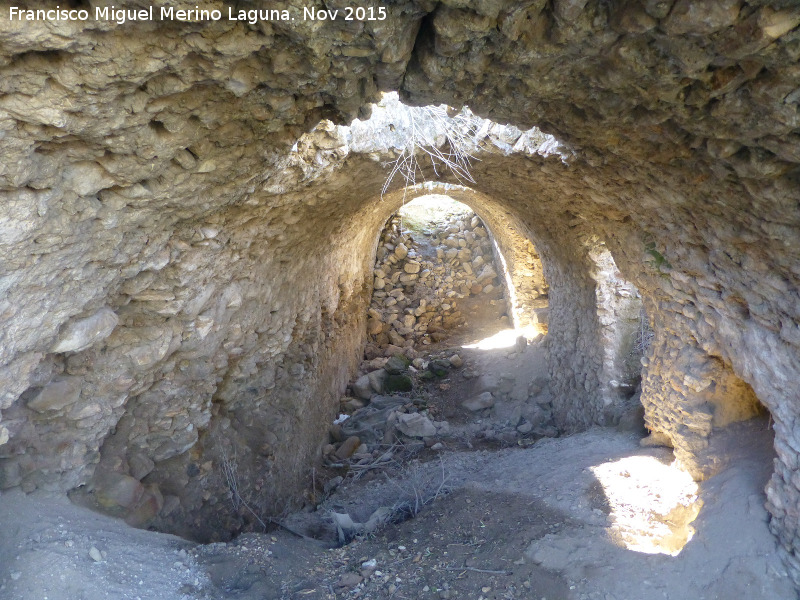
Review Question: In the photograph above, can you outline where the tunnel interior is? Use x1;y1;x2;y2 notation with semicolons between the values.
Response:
0;1;798;594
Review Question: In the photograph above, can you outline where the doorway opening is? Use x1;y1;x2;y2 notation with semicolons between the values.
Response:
363;194;521;365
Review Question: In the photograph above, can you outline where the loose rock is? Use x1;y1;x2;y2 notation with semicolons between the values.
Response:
396;413;437;438
462;392;495;412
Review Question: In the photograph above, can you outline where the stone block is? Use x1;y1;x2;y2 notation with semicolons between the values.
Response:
51;307;119;353
94;470;145;509
384;355;409;374
335;436;361;460
352;374;373;400
27;378;82;413
396;412;436;438
367;368;387;393
462;392;495;412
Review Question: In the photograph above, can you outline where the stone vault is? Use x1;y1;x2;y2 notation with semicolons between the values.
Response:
0;0;799;582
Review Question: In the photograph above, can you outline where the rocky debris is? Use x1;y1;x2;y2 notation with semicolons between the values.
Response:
330;354;457;475
360;558;378;578
365;213;505;359
396;412;437;438
335;436;362;460
331;392;446;458
330;507;393;545
88;546;103;562
333;338;563;489
340;396;408;442
462;391;496;412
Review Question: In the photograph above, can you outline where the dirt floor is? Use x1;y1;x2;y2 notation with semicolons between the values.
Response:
0;330;794;600
1;420;792;600
0;211;795;599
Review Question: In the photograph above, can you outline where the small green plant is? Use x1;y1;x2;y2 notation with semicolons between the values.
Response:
643;235;672;271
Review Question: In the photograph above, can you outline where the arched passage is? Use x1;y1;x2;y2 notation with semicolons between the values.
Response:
0;8;797;588
0;95;783;559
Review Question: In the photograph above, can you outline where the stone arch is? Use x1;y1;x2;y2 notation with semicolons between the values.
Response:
375;185;548;332
0;7;797;578
365;181;646;434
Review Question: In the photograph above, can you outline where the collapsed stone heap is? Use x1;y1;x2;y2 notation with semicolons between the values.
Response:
365;212;503;360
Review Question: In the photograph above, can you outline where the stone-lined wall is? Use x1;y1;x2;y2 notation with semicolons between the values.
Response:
365;209;508;358
0;0;799;580
588;242;645;410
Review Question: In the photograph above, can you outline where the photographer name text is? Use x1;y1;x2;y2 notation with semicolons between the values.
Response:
8;5;388;25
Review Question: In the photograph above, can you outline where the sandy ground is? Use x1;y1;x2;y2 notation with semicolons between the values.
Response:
0;488;207;599
1;418;793;600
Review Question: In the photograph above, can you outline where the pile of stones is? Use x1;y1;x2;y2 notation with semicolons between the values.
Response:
325;354;457;465
365;212;503;361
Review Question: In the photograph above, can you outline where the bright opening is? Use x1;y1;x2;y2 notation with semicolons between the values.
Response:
365;194;516;356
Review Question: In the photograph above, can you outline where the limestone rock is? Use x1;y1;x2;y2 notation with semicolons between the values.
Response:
462;392;495;412
367;369;387;394
335;436;361;460
128;453;155;480
403;261;421;274
94;470;145;509
353;375;373;400
27;378;82;413
396;413;437;438
516;420;534;434
385;355;409;375
51;308;119;353
366;318;383;335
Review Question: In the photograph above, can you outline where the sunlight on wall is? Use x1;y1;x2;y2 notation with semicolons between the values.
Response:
591;455;701;556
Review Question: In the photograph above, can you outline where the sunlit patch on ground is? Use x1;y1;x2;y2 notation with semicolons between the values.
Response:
462;326;543;350
591;455;701;556
462;328;519;350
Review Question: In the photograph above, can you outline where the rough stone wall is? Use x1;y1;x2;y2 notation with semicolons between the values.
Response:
0;0;799;580
499;234;549;331
639;315;763;478
365;209;506;358
588;242;645;408
0;130;382;536
383;185;550;331
0;4;431;536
